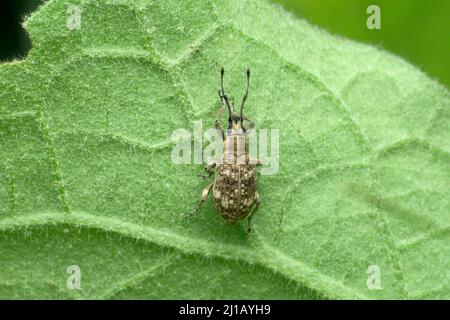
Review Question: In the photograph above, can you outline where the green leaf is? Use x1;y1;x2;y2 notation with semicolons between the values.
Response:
1;0;449;299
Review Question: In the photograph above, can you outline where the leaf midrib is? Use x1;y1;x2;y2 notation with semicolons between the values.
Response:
0;211;367;299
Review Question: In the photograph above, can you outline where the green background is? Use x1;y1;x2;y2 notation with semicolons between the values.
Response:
273;0;450;88
3;0;449;88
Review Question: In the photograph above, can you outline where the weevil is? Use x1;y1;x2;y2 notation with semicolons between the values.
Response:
186;67;261;233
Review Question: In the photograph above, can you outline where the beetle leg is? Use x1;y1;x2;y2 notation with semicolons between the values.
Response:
197;161;216;179
243;116;255;131
246;192;260;233
205;161;216;173
241;117;253;133
185;183;213;218
215;120;225;140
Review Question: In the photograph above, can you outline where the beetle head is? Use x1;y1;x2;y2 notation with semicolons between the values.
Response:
228;112;243;130
224;98;241;130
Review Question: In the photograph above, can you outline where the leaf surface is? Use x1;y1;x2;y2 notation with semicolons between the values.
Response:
0;0;449;299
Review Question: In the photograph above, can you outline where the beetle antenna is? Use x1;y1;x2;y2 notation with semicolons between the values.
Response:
240;68;250;120
220;66;232;117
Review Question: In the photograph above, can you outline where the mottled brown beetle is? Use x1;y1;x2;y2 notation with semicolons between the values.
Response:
186;67;261;232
